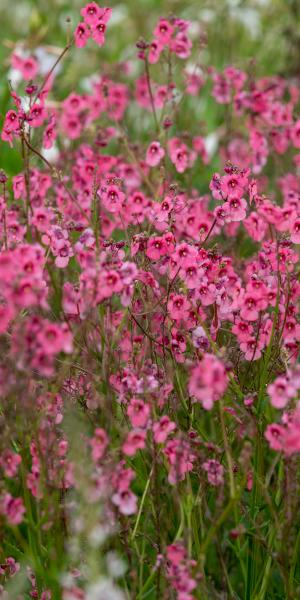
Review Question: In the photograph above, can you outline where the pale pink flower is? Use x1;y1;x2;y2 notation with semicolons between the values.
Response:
188;355;228;409
267;376;296;409
127;398;150;428
153;416;176;444
112;489;137;515
203;459;224;486
122;430;146;457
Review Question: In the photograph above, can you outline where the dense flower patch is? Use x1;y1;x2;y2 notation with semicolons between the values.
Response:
0;3;300;599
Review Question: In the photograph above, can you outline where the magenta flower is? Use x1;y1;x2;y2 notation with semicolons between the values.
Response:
28;103;47;128
153;18;174;45
74;22;90;48
80;2;102;25
148;39;163;64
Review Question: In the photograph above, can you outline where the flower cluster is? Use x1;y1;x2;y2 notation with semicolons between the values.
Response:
75;4;112;48
0;2;300;599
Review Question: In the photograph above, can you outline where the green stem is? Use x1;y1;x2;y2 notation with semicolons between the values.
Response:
131;467;153;541
200;496;239;566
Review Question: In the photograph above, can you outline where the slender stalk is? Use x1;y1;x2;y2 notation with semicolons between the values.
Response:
144;56;159;133
33;39;74;104
131;467;153;541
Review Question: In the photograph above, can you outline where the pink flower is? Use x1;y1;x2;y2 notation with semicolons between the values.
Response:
54;242;74;268
98;270;123;299
146;141;165;167
0;450;21;478
290;215;300;244
232;319;254;342
63;93;84;113
164;438;195;484
167;543;186;566
127;398;150;428
171;32;192;60
240;336;264;361
188;354;228;409
12;174;25;199
43;115;57;149
240;293;267;322
91;19;107;46
0;557;20;577
202;459;224;486
282;420;300;455
122;429;146;456
196;281;216;306
36;321;73;355
265;424;285;451
223;196;247;222
220;173;247;199
102;184;125;213
267;376;296;409
3;110;20;133
291;119;300;149
61;113;82;139
28;103;47;128
173;242;197;268
283;319;300;343
212;72;231;104
11;53;39;80
80;2;101;25
112;489;137;515
153;19;174;45
181;263;199;289
0;494;25;525
91;10;112;46
90;428;108;462
244;212;267;241
146;236;168;260
148;40;163;64
167;294;191;321
169;141;189;173
153;416;176;444
166;541;197;598
74;22;91;48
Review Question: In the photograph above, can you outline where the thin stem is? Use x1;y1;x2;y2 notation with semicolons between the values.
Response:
144;56;159;133
131;467;153;541
33;39;74;103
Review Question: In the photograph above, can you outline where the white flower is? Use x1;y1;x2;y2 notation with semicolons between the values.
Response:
106;552;127;578
86;578;125;600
